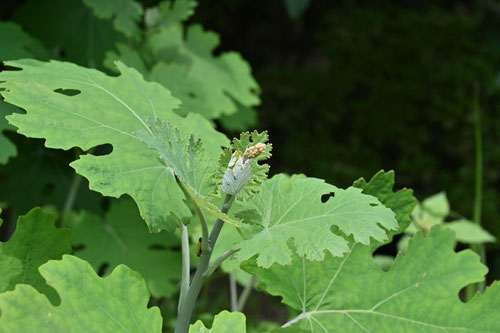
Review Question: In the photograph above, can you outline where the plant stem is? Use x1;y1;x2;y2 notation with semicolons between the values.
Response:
237;276;257;312
194;204;209;254
466;82;485;300
175;194;235;333
178;221;190;312
229;273;238;312
60;172;82;226
204;249;239;278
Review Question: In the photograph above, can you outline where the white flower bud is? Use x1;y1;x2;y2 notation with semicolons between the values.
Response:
221;143;267;195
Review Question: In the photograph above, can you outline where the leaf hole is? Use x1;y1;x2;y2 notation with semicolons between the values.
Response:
321;192;335;203
91;144;113;156
72;244;85;252
54;88;81;96
97;262;109;276
370;203;378;207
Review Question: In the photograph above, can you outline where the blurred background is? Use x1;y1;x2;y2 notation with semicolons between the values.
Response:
1;0;499;328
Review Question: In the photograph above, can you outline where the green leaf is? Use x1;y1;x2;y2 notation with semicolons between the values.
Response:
216;131;272;200
66;199;181;298
0;138;103;215
146;0;197;29
0;208;71;303
413;192;449;222
0;100;18;164
190;311;246;333
353;170;417;246
82;0;143;40
137;119;241;226
233;174;398;268
0;21;49;61
104;42;149;77
147;23;260;119
0;255;162;332
0;21;49;164
446;219;496;244
0;59;229;232
244;227;498;332
13;0;123;69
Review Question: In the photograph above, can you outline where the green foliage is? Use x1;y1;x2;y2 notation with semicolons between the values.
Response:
0;59;228;232
137;119;240;226
82;0;143;39
0;99;18;165
353;170;417;246
189;311;246;332
0;255;162;332
244;227;498;332
12;0;123;68
233;173;398;267
401;192;495;251
66;199;181;298
0;208;71;303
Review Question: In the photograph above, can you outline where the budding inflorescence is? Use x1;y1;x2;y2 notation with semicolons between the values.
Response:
221;142;267;196
243;142;267;161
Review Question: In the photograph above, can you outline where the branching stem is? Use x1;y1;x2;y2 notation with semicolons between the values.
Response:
175;194;235;333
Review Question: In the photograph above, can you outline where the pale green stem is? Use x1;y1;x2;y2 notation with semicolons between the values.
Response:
204;249;239;278
62;172;82;222
194;204;209;254
178;221;190;312
466;82;485;300
237;276;257;312
229;273;238;312
175;194;235;333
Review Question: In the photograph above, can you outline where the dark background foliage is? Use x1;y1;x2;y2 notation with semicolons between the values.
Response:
1;0;500;326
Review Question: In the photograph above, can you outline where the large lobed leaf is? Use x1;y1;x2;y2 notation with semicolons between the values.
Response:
233;173;398;268
244;227;500;332
0;208;71;304
0;59;229;232
147;23;260;119
66;199;181;298
0;255;162;332
82;0;143;40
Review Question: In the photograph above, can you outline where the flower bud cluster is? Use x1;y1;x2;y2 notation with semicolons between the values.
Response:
221;143;267;195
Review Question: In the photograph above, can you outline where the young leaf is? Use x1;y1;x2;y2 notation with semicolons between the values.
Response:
353;170;417;246
0;255;162;332
189;311;246;333
216;131;272;200
66;199;181;298
146;0;197;29
243;227;499;332
0;59;229;232
137;119;241;226
82;0;143;40
0;208;71;303
233;174;398;268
